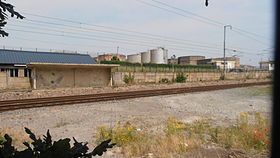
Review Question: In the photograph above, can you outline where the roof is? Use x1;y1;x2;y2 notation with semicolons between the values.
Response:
0;49;96;64
259;61;274;64
27;62;119;68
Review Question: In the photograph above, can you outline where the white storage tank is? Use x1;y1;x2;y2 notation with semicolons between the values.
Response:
150;47;168;64
163;49;168;64
141;51;151;63
127;54;141;63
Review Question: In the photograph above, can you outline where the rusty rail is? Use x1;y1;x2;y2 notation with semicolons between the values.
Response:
0;81;271;112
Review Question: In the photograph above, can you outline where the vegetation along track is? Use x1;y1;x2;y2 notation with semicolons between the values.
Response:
0;81;271;112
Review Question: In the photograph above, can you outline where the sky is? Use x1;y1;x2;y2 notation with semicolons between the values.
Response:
0;0;275;66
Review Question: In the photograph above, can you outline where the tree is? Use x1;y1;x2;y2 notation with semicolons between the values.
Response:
111;56;120;61
0;0;24;37
0;128;116;158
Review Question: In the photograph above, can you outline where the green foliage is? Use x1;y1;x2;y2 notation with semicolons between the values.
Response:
220;75;225;80
123;73;134;84
175;72;186;83
95;121;138;146
111;56;120;61
159;78;170;83
0;128;116;158
101;60;217;69
0;0;24;37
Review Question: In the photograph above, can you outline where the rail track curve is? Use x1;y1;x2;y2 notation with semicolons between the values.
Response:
0;81;271;112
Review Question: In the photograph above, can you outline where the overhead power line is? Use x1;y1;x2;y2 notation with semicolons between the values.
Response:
136;0;270;42
10;20;222;51
22;12;222;47
7;28;226;56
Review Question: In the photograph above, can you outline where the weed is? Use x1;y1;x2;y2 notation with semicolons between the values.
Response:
95;121;138;146
94;113;270;157
123;73;134;84
159;78;170;83
53;119;69;128
220;75;225;80
175;72;186;83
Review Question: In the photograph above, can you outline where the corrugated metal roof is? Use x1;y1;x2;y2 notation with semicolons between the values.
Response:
0;49;96;64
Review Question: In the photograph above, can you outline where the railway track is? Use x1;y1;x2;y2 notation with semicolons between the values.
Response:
0;81;271;112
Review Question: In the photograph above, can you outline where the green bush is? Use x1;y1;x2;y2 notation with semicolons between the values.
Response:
0;128;116;158
123;73;134;84
101;60;217;69
220;75;225;80
159;78;170;83
175;72;186;83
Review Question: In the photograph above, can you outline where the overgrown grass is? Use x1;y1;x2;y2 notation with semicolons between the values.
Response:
247;86;272;96
95;112;270;157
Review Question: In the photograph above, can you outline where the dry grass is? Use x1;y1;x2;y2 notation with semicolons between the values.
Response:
247;85;272;96
0;127;30;149
95;112;270;157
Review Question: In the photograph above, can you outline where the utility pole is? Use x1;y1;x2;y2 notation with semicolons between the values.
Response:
223;25;232;77
117;46;119;55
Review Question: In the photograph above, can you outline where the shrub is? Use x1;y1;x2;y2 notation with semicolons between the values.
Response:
175;72;186;83
0;128;116;158
159;78;170;83
220;75;225;80
166;118;187;135
95;121;138;146
123;73;134;84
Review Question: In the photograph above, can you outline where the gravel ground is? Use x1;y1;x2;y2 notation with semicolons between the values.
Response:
0;84;272;157
0;78;270;101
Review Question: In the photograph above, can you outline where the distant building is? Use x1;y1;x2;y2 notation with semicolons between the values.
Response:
127;54;141;63
0;49;117;90
168;58;178;64
259;61;274;71
127;47;168;64
197;57;240;69
97;54;126;62
178;56;205;65
239;65;256;70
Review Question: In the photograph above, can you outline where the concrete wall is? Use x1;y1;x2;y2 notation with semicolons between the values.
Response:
0;72;7;89
0;70;31;90
112;71;271;85
34;67;111;89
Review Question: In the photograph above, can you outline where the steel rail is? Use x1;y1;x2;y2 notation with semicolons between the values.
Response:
0;81;271;112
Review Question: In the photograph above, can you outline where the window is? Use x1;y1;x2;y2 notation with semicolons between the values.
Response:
24;69;31;77
0;68;7;72
10;69;19;77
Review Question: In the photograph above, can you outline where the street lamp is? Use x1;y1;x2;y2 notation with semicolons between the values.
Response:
223;25;232;76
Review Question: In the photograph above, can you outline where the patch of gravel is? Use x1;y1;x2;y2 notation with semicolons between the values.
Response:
0;85;272;157
0;79;270;101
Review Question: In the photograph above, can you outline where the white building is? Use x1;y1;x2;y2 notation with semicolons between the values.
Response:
259;61;274;71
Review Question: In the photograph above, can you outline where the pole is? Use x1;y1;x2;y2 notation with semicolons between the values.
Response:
223;25;232;77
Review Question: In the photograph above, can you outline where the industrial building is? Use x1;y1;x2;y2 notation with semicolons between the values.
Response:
197;57;240;69
127;47;168;64
168;58;178;64
0;49;118;90
259;61;274;71
127;54;141;63
178;56;205;65
96;53;126;62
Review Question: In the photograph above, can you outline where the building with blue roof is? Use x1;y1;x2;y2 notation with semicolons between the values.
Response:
0;49;96;65
0;49;118;90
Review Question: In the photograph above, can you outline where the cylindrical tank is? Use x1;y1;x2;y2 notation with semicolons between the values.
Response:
150;48;166;64
141;51;151;63
127;54;141;63
164;49;168;64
